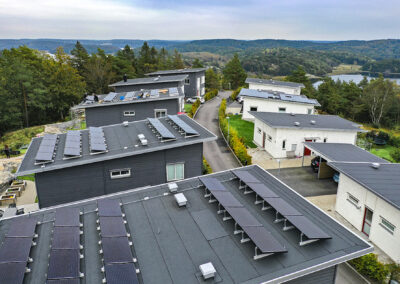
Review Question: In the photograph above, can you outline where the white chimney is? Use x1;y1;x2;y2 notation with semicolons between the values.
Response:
174;193;187;207
122;121;129;127
168;183;178;192
199;262;216;280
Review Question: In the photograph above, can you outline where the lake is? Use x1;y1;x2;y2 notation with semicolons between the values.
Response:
313;74;400;88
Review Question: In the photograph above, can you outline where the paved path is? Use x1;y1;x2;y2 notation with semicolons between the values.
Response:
195;91;241;172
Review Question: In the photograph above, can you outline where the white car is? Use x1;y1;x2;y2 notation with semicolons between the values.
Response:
187;97;204;104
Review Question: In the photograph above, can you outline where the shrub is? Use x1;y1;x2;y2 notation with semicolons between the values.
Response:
349;254;389;283
188;99;201;118
230;87;242;100
204;89;218;101
202;157;212;174
391;148;400;162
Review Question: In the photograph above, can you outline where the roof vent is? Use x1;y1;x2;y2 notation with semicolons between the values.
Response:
199;262;216;280
138;134;147;146
290;112;295;116
123;74;127;82
371;162;380;169
154;75;161;81
122;121;129;127
174;193;187;207
168;182;178;193
294;121;300;126
310;120;316;125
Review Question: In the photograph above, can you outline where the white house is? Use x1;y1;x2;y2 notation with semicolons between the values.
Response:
251;112;363;158
246;78;304;95
239;88;320;121
330;162;400;263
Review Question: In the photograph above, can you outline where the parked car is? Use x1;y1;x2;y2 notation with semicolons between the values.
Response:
186;97;204;104
333;172;340;183
311;156;327;172
236;96;243;103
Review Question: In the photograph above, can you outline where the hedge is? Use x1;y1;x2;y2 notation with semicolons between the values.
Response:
349;254;389;283
230;86;243;100
204;89;218;101
188;99;201;118
219;99;252;165
202;157;212;174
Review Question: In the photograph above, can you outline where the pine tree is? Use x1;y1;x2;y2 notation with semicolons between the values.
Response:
172;49;185;69
70;41;89;76
192;58;203;68
222;54;246;89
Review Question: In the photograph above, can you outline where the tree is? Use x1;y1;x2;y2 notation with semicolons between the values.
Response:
70;41;89;76
84;49;115;94
157;48;170;70
222;54;246;89
192;58;203;68
113;45;136;80
285;66;316;98
172;49;185;69
205;68;220;90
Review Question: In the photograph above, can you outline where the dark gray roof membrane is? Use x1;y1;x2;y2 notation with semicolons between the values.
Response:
109;74;188;87
239;88;319;106
146;68;206;75
245;78;304;88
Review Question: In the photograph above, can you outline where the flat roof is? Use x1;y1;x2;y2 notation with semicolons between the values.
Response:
250;112;364;132
246;78;304;88
17;115;216;176
2;165;372;284
109;75;188;87
73;88;183;110
304;142;387;163
329;162;400;210
146;68;206;76
239;88;320;106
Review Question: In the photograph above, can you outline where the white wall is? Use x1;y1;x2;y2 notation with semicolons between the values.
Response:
242;97;315;120
336;174;400;263
253;118;358;158
248;83;301;95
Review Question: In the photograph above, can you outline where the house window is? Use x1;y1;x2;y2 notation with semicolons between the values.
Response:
308;109;313;114
380;217;395;234
166;163;184;181
282;140;286;150
155;109;167;118
110;168;131;179
250;106;258;112
279;107;286;113
185;78;190;85
123;111;135;117
346;193;360;208
323;138;328;143
268;135;272;142
257;128;261;134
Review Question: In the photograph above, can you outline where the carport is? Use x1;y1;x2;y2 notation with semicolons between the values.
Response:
302;142;387;179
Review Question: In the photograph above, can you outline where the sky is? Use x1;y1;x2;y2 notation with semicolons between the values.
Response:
0;0;399;40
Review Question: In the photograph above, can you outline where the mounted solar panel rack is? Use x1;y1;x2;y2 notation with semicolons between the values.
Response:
147;118;176;142
89;127;108;155
232;170;331;246
124;92;135;101
34;134;59;165
63;130;82;160
167;115;199;138
103;93;117;102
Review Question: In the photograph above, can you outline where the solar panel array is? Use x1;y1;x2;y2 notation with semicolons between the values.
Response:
168;87;179;96
0;217;37;284
232;170;331;246
147;118;176;142
124;92;136;101
168;115;199;137
63;130;82;159
150;89;159;97
103;93;117;102
35;134;58;164
89;127;107;154
199;177;287;260
47;208;83;282
97;199;140;284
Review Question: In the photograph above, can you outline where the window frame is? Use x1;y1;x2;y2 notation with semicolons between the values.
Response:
110;168;131;179
185;78;190;85
267;135;272;142
250;106;258;112
278;107;286;113
282;140;286;150
257;127;262;134
154;109;167;118
166;162;185;182
123;110;135;117
346;192;361;209
380;216;395;234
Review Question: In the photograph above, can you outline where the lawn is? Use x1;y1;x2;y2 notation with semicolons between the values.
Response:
0;125;44;157
184;104;192;113
369;145;396;162
228;115;257;148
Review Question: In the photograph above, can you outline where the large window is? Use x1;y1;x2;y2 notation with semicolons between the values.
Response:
166;163;184;181
110;168;131;179
155;109;167;118
380;217;395;234
123;111;135;117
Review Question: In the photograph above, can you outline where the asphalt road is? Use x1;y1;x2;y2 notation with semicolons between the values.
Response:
195;91;241;172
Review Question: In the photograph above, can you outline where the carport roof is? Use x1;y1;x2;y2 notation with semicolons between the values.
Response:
329;162;400;210
304;142;387;163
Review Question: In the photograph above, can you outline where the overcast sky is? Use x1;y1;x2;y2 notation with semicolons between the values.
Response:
0;0;399;40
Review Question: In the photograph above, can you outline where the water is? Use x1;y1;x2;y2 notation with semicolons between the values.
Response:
313;74;400;88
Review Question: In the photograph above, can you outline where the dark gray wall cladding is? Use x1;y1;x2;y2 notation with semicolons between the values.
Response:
85;99;180;127
284;265;337;284
35;143;203;208
113;81;184;93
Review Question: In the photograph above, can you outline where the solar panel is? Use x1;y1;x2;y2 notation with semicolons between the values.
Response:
63;147;81;157
199;177;226;191
101;237;134;264
90;143;107;152
47;249;80;280
0;262;27;284
233;170;260;183
64;131;81;158
264;198;301;216
124;92;135;100
35;151;54;162
89;127;107;153
6;217;37;238
168;87;179;95
52;227;81;250
242;226;287;254
284;215;331;240
168;115;199;137
147;118;176;140
104;93;117;102
35;134;58;163
225;207;261;227
0;237;33;263
150;89;159;97
54;208;80;227
97;199;123;217
99;217;127;237
104;263;139;284
246;183;279;198
211;191;243;208
47;279;80;284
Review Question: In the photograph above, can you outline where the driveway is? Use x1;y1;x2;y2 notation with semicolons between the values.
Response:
268;166;338;197
195;91;241;172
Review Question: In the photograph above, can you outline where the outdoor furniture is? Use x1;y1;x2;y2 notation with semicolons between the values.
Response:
6;187;22;197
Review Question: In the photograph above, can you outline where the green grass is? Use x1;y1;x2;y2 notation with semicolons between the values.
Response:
228;115;257;148
369;145;396;162
0;125;44;157
18;174;35;182
184;104;192;113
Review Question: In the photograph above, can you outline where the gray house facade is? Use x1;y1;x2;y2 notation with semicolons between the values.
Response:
17;115;216;208
109;75;187;93
74;88;184;127
147;68;206;98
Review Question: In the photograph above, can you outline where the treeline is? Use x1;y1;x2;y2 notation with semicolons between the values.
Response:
362;59;400;74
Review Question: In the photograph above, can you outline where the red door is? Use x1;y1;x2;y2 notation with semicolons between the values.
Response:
262;132;266;148
303;139;312;156
362;208;373;237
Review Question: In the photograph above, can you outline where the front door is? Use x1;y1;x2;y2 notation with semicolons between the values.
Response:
262;132;266;148
362;207;373;237
303;139;313;156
